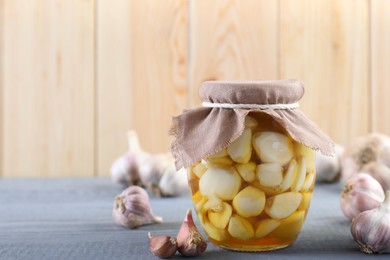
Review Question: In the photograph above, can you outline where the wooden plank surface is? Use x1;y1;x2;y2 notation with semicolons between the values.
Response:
2;0;95;177
189;0;278;106
96;0;132;176
280;0;370;146
371;0;390;135
130;0;188;154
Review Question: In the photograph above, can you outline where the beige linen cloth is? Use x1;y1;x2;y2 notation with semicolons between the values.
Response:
170;79;334;169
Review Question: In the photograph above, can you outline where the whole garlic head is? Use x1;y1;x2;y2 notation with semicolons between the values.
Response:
341;133;390;183
112;186;162;228
158;167;188;197
351;191;390;254
316;144;344;183
340;173;385;220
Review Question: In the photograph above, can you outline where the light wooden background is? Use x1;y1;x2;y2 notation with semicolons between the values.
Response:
0;0;389;178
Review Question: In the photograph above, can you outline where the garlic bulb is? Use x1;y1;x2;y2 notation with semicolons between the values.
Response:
351;191;390;254
158;167;188;197
177;209;207;257
316;144;344;183
341;133;390;185
340;173;385;220
112;186;162;228
110;154;141;187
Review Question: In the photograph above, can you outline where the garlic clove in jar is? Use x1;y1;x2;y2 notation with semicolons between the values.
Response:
205;156;234;166
112;186;163;228
199;167;241;200
299;192;313;210
235;162;257;182
301;172;315;192
192;163;208;179
294;142;315;174
340;173;385;220
291;156;307;192
351;191;390;254
228;214;254;240
270;210;305;240
208;201;233;229
253;132;293;165
244;115;258;129
265;192;302;219
256;163;283;188
232;186;265;218
203;220;229;242
254;219;281;239
280;159;298;192
227;128;252;163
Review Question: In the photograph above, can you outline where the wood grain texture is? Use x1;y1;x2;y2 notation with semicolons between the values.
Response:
96;0;132;176
2;0;95;177
130;0;188;153
280;0;370;146
189;0;278;106
371;0;390;135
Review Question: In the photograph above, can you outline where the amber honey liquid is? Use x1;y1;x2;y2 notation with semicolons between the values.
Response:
187;113;316;252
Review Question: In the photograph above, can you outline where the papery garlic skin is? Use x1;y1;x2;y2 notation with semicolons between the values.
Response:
177;209;207;257
351;191;390;254
148;233;178;258
112;186;162;228
340;173;385;220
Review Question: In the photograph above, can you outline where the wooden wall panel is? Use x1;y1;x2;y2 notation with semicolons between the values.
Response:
189;0;278;106
0;0;4;177
371;0;390;135
130;0;188;154
280;0;370;146
2;0;95;177
96;0;132;176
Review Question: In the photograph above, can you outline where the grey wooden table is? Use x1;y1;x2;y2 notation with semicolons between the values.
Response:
0;178;387;260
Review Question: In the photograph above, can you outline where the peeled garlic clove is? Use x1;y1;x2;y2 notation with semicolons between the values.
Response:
205;156;234;166
253;132;293;165
203;197;223;212
177;209;207;257
291;156;306;192
199;167;241;200
255;219;281;239
294;143;315;174
256;163;283;188
340;173;385;220
192;163;208;179
270;210;305;240
203;220;229;242
351;191;390;254
301;172;315;192
148;233;178;258
299;192;313;210
209;149;228;158
227;128;252;163
235;162;256;182
280;159;297;192
244;115;258;129
265;192;302;219
232;186;265;218
158;167;188;197
228;214;254;240
112;186;163;228
208;202;233;229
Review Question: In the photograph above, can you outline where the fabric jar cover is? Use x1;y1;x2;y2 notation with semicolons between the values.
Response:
170;79;334;169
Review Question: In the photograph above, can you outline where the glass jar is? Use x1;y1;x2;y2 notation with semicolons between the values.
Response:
187;112;315;252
